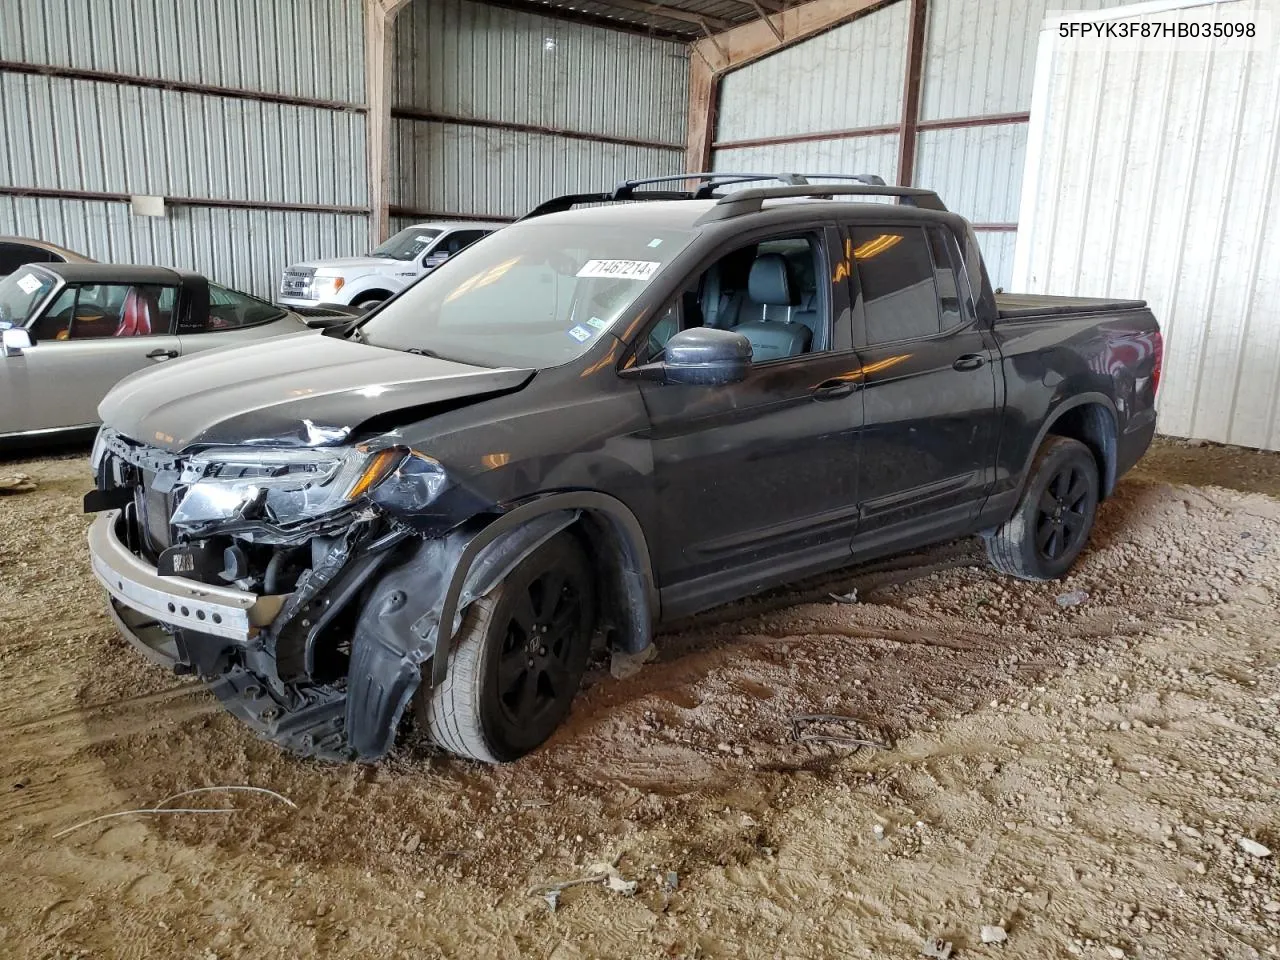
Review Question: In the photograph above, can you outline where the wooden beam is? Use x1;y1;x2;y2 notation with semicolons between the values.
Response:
686;51;718;171
896;0;928;186
365;0;413;247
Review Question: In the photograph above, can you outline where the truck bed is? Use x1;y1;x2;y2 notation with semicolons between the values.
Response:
996;292;1147;320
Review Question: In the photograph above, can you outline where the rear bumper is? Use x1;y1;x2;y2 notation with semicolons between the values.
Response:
87;511;284;642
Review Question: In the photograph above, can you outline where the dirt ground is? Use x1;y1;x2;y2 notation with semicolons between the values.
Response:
0;437;1277;960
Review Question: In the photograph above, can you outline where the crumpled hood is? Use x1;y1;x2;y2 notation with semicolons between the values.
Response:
98;332;534;451
292;256;402;275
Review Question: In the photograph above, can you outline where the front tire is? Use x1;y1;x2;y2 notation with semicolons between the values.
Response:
985;436;1100;581
421;533;596;763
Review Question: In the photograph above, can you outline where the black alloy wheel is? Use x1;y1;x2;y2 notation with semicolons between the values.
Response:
495;567;586;730
985;436;1100;581
1035;462;1092;562
423;532;596;762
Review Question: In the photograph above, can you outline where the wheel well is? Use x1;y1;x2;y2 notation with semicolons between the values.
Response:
573;510;654;655
351;289;392;305
1047;403;1117;497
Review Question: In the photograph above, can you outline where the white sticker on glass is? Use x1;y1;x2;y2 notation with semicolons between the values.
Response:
576;259;661;281
567;324;593;343
16;273;42;295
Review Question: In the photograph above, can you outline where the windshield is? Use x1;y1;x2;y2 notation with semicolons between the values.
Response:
0;268;58;329
358;221;694;368
371;227;443;261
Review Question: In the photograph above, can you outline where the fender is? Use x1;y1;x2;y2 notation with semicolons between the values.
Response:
1020;392;1119;494
342;490;658;759
337;273;406;305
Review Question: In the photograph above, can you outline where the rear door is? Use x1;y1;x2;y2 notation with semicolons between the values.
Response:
8;282;181;433
846;222;1000;550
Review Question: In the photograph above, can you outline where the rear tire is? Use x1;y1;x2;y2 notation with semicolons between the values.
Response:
985;436;1100;581
421;533;596;763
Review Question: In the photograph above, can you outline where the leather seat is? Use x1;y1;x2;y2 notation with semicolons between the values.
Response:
734;253;812;361
115;287;157;337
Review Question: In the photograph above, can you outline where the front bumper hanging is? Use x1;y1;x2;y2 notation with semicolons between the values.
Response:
88;510;285;642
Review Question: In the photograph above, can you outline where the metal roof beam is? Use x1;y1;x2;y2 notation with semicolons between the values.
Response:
589;0;736;31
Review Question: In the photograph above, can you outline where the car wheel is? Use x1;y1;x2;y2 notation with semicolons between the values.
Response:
420;533;596;763
985;436;1100;581
351;291;389;310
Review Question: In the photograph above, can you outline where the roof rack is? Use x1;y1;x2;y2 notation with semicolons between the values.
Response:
519;172;907;220
696;183;948;223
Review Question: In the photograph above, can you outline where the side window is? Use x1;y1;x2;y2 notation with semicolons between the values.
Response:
638;232;829;365
31;284;174;340
204;283;285;331
850;225;940;345
927;227;965;331
443;230;487;254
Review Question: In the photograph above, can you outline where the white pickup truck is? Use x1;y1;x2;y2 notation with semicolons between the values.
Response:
277;220;504;310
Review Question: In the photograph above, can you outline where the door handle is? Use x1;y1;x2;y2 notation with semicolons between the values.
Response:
811;378;857;400
953;353;986;371
146;348;179;361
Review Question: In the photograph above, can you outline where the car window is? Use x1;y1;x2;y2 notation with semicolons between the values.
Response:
927;227;966;331
201;283;286;331
638;233;829;365
30;283;175;341
0;241;58;275
0;269;58;327
850;225;941;344
439;230;488;255
359;221;695;368
373;227;443;261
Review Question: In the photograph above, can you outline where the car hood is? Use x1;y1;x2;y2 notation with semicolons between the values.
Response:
98;333;535;452
291;256;402;273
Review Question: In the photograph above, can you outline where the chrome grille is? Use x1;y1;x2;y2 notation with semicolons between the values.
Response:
280;267;315;298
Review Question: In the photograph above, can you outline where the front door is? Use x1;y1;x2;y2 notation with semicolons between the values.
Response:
3;282;180;434
631;228;865;615
845;223;1000;552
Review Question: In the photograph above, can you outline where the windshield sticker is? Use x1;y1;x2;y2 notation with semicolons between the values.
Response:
576;259;661;281
15;273;42;295
567;324;593;343
647;238;663;248
586;316;609;330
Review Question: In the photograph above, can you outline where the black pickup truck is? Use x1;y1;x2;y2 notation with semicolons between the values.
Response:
85;174;1162;764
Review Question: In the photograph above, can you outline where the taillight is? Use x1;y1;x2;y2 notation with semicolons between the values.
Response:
1151;330;1163;396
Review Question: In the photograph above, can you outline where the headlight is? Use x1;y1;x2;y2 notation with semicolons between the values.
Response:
311;275;345;299
170;445;446;529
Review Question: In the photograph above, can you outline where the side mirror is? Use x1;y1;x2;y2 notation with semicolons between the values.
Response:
625;327;752;386
2;327;32;358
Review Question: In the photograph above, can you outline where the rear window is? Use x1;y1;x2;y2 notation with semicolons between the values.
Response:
851;225;940;344
0;241;58;276
198;283;286;331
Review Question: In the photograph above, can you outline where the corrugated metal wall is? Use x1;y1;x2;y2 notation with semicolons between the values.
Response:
0;0;368;299
1013;0;1280;451
711;0;1138;289
712;3;909;181
391;0;688;220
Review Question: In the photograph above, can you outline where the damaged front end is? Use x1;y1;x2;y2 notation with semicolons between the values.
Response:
85;427;517;761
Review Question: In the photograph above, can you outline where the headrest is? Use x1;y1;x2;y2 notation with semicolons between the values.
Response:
748;253;797;306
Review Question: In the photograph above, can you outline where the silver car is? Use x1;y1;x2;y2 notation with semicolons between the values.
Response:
0;263;312;444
